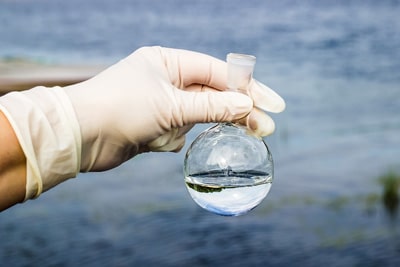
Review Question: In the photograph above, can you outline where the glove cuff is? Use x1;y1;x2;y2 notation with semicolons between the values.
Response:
0;86;81;200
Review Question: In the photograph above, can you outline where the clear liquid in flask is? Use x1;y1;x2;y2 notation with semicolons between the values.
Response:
185;170;272;216
183;53;274;216
184;122;273;216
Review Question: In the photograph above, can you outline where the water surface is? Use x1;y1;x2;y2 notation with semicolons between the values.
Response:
1;0;400;266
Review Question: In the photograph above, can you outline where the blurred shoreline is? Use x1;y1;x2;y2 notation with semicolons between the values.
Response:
0;59;105;95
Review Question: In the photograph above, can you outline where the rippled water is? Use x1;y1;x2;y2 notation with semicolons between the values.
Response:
1;0;400;266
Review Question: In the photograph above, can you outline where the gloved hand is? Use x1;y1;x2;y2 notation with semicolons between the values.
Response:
0;46;285;200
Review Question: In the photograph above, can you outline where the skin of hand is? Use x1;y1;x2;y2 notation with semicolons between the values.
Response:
0;111;26;211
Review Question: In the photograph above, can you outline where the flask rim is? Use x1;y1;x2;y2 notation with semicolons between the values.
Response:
227;53;256;66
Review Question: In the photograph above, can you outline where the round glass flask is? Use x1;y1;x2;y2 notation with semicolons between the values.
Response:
183;53;274;216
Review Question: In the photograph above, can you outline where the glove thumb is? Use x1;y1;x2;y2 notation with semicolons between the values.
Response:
178;90;253;125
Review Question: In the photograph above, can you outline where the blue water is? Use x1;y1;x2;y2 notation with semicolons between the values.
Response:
1;0;400;266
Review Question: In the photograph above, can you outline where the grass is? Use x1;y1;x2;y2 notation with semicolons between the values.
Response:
379;170;400;218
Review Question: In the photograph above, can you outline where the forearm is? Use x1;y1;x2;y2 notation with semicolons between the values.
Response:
0;110;26;211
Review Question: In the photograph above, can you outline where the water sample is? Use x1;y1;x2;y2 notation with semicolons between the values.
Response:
185;50;277;211
184;121;273;216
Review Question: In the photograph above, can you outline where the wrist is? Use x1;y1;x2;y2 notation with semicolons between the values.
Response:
0;86;81;200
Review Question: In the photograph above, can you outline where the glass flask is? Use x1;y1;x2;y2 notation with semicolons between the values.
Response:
184;53;274;216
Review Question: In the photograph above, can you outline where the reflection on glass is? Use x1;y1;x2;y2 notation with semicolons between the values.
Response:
184;53;274;216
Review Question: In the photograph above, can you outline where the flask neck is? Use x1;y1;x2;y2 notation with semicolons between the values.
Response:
226;53;256;92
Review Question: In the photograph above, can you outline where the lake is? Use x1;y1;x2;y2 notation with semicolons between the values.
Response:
1;0;400;266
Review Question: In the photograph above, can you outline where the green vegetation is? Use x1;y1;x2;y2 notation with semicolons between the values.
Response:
186;182;223;193
379;170;400;218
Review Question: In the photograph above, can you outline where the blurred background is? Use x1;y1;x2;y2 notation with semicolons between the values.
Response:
1;0;399;266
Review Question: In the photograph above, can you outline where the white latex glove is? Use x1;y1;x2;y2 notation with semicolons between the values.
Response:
0;46;285;200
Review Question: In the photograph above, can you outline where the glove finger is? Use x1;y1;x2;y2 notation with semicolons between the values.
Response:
236;108;276;137
177;90;252;125
161;47;227;90
248;79;286;113
184;80;285;114
147;127;191;152
154;135;186;152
